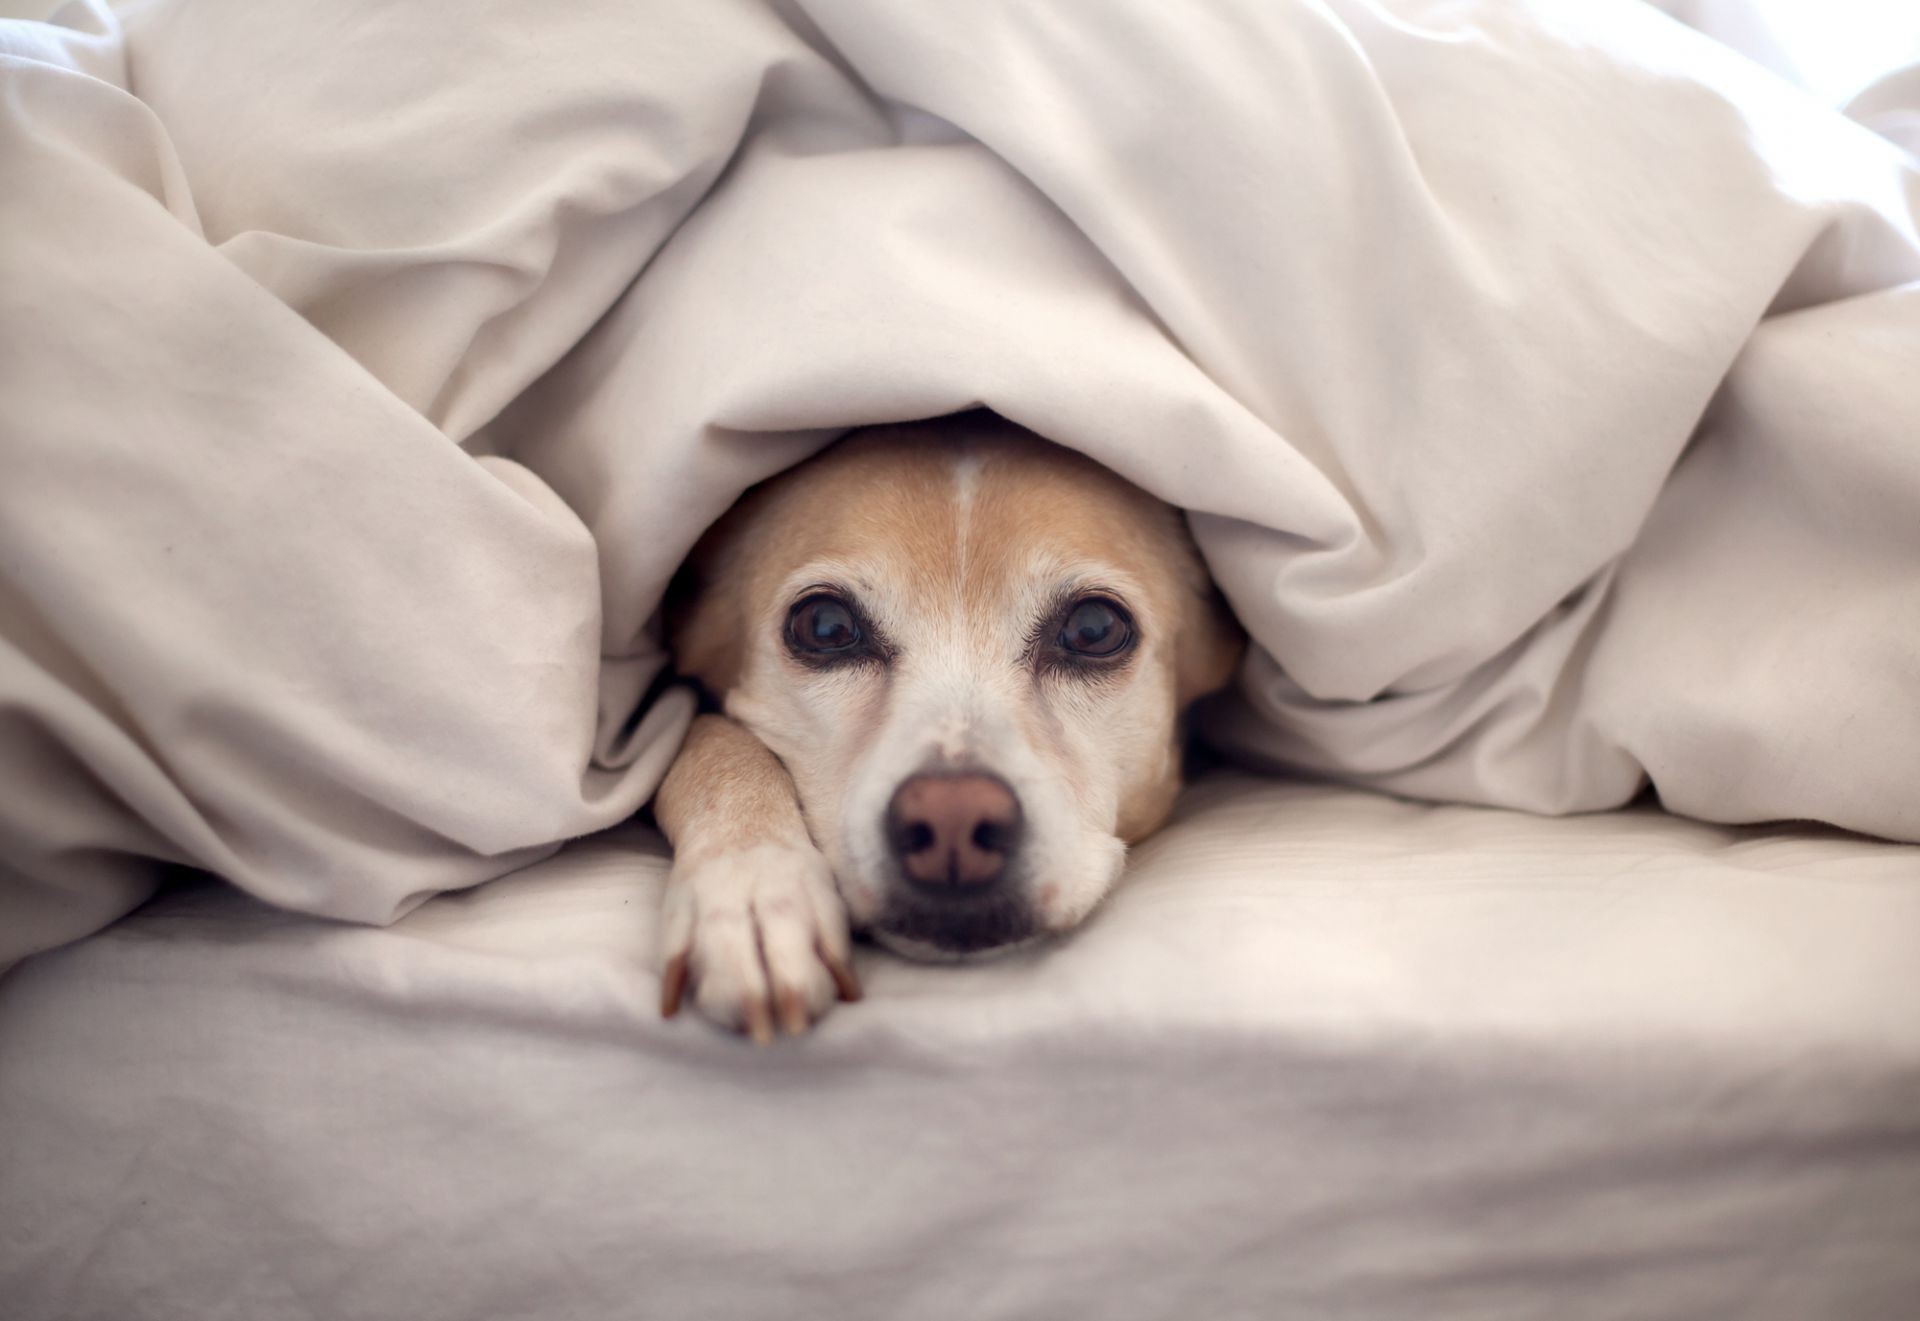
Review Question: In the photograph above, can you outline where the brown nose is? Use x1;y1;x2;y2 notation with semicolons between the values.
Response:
886;773;1023;891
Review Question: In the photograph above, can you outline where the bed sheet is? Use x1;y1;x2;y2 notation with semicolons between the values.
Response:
4;774;1917;1321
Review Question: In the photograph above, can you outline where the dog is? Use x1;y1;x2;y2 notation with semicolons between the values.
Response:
654;411;1244;1040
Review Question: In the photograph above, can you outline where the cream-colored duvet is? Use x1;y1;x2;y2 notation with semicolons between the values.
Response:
4;0;1918;973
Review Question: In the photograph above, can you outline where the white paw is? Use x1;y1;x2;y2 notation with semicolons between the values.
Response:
657;841;860;1042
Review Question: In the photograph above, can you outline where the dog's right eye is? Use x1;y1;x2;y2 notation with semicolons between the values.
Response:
786;595;863;656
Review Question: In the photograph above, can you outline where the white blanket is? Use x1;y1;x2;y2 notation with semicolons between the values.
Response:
5;775;1918;1320
3;0;1918;967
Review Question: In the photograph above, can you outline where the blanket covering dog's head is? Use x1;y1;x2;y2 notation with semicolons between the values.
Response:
668;412;1243;964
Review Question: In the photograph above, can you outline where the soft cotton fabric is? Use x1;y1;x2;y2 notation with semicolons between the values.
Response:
4;774;1918;1320
2;0;1918;969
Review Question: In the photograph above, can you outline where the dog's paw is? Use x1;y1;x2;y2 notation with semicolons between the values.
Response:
656;841;861;1042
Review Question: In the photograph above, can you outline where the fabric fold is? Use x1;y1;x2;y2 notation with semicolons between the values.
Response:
3;0;1917;968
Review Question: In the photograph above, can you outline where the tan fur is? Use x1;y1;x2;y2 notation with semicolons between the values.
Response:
658;412;1243;1039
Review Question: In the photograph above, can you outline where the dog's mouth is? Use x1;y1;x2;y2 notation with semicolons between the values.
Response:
865;888;1042;961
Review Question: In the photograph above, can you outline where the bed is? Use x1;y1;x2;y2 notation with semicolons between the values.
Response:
4;0;1919;1314
5;774;1919;1319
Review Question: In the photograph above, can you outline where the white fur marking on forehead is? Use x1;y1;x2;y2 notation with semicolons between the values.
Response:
951;448;984;505
952;447;982;585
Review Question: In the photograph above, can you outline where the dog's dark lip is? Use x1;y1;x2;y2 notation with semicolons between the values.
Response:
871;887;1040;958
866;927;1046;964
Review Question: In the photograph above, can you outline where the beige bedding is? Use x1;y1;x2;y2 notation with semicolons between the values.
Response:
5;774;1917;1319
4;0;1919;974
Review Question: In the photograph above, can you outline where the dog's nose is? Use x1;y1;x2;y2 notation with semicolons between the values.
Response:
886;773;1023;890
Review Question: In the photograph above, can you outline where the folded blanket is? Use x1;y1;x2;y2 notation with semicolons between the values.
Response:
3;0;1916;969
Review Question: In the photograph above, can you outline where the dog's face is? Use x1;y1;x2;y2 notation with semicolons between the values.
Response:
670;414;1242;958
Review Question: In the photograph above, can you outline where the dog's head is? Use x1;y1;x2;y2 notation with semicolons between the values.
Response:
669;413;1243;958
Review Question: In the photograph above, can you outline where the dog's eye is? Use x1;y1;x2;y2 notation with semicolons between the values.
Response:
787;594;862;655
1058;598;1134;659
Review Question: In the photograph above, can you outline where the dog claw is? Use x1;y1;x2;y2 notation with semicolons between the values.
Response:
822;946;863;1003
659;951;690;1019
775;985;809;1036
658;842;854;1041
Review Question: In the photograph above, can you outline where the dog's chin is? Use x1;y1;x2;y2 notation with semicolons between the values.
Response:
864;891;1046;963
867;927;1047;964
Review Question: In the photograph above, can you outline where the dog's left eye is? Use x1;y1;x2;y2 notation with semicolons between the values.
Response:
1058;597;1134;659
787;594;863;655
